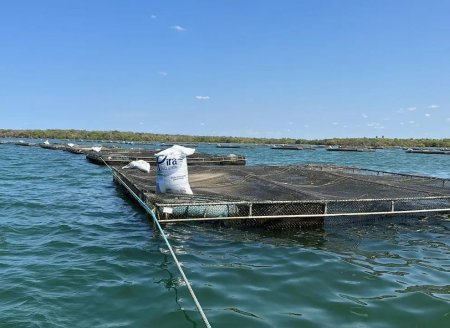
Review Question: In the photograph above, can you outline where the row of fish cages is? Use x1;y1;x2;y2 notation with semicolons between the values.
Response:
0;140;109;151
4;139;449;155
2;139;450;229
217;143;375;151
0;140;247;167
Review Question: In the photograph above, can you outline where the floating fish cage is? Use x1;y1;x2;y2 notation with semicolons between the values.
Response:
112;164;450;229
326;147;375;152
271;144;306;150
406;149;450;155
89;150;246;166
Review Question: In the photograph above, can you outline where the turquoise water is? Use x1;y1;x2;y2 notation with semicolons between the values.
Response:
1;141;449;327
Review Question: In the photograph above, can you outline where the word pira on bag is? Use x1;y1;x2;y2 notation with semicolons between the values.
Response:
155;145;195;194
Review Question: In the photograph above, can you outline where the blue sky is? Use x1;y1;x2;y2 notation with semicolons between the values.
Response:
1;0;449;139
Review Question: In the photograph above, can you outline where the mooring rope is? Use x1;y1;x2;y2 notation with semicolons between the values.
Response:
103;161;212;328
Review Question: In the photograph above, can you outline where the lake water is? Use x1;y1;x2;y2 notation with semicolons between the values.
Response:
1;140;449;327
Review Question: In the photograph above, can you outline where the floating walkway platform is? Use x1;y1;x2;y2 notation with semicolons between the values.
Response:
112;164;450;229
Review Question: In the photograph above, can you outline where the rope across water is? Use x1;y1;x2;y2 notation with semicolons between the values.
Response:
103;160;212;328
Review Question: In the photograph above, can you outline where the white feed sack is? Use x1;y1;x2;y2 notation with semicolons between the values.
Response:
122;160;151;173
155;145;195;195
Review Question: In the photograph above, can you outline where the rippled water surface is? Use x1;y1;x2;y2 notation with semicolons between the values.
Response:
1;141;449;327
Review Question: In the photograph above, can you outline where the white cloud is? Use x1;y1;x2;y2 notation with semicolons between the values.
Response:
158;71;168;77
397;108;404;113
195;96;210;100
332;122;339;125
362;114;368;119
151;14;157;19
400;122;405;125
428;104;439;109
407;107;416;112
447;118;450;123
288;121;294;125
200;122;205;126
171;25;186;32
425;113;431;117
139;122;144;125
367;122;384;129
408;120;415;124
303;124;309;128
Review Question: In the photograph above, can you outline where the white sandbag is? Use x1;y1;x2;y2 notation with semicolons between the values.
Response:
91;146;102;152
122;160;150;173
155;145;195;194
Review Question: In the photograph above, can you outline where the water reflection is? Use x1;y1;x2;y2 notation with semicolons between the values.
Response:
150;214;449;327
154;240;198;328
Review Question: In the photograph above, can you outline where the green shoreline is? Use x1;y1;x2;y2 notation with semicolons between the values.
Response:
1;129;449;148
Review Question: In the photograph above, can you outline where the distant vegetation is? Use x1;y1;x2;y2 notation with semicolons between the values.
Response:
1;129;449;148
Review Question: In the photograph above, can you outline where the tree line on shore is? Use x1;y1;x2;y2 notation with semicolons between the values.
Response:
1;129;449;148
